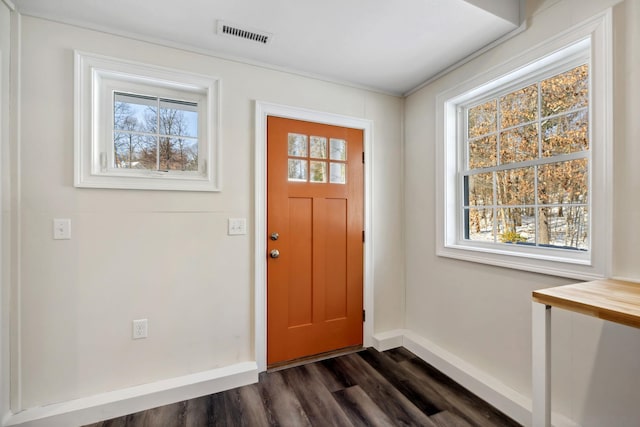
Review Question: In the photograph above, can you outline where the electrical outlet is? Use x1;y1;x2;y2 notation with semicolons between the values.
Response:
228;218;247;235
132;319;148;339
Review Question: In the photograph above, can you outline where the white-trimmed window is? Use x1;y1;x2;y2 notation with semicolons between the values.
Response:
436;12;612;280
74;51;220;191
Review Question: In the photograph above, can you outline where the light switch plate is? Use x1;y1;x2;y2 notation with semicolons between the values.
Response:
53;218;71;240
228;218;247;235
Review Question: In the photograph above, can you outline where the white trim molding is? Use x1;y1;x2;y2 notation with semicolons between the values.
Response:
3;362;258;427
254;101;374;372
371;329;405;352
6;6;21;416
1;0;15;12
0;1;11;423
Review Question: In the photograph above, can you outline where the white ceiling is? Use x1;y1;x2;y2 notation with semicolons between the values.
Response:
13;0;522;95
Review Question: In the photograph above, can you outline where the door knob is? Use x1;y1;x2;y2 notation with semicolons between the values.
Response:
269;249;280;259
270;232;279;241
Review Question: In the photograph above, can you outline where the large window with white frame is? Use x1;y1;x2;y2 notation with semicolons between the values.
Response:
463;62;589;250
436;12;612;280
74;51;220;191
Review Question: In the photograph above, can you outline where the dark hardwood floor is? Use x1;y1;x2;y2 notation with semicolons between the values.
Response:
84;347;521;427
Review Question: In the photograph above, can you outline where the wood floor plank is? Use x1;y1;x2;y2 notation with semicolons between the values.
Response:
209;389;235;426
304;359;352;392
140;401;184;427
370;353;459;417
430;410;474;427
122;411;147;426
333;385;396;427
279;365;354;426
258;370;312;427
318;356;358;391
210;385;273;427
331;353;437;426
358;347;442;416
383;347;419;363
91;417;127;427
401;358;520;427
236;384;272;426
184;395;211;427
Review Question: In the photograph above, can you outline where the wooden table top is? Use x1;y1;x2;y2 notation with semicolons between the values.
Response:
532;279;640;329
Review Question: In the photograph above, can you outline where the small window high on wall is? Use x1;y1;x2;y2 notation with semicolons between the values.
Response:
436;12;612;280
74;51;220;191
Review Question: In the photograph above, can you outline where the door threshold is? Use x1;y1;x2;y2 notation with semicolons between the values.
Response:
267;345;363;372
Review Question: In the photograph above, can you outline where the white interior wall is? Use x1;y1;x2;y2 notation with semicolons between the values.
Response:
404;0;640;426
10;15;404;410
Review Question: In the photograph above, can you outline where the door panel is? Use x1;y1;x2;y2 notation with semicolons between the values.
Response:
288;197;312;327
325;198;347;320
267;116;363;366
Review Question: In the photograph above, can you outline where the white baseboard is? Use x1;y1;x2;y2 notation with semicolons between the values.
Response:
373;329;579;427
3;361;258;427
371;329;405;351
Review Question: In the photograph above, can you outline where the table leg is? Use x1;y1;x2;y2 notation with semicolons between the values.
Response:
532;302;551;427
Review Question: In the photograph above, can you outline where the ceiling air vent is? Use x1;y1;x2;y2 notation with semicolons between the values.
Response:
217;21;273;45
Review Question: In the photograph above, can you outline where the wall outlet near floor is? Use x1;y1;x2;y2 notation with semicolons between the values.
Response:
132;319;148;339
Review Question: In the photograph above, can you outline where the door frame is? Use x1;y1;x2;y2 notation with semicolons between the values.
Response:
254;101;374;371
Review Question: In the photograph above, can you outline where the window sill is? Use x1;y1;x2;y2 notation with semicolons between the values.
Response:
74;172;216;192
437;243;606;281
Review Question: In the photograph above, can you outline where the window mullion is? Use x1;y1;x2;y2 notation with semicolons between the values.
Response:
495;96;501;244
535;81;542;247
156;98;161;171
459;107;467;243
492;171;498;243
468;151;588;175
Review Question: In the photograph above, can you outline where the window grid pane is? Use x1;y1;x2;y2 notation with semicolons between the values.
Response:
310;161;327;183
330;139;347;161
541;64;589;117
497;207;536;245
288;159;307;182
468;135;497;169
330;163;346;184
468;100;497;139
288;133;308;157
465;207;495;242
310;136;327;159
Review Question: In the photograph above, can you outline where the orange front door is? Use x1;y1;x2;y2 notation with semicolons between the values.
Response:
267;116;364;366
